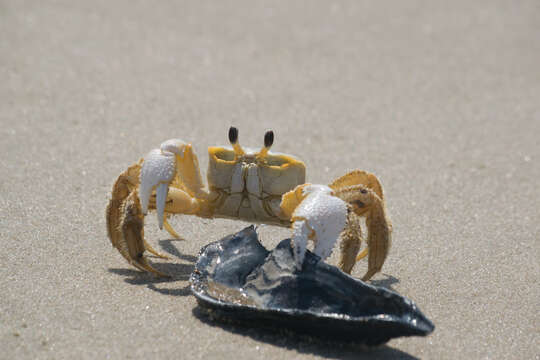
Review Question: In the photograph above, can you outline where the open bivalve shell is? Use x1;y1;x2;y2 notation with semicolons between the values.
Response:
190;226;434;346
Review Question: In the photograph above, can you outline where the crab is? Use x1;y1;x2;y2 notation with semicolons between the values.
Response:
106;127;392;281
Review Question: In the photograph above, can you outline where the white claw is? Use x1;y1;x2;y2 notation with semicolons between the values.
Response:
155;182;169;230
292;220;309;269
291;185;348;268
139;148;177;215
160;139;187;157
301;184;333;196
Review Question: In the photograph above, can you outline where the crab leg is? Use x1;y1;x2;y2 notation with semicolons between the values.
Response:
355;248;368;261
361;198;392;281
146;188;200;238
106;166;169;276
338;211;363;274
336;185;391;281
256;130;274;161
228;126;245;158
143;239;169;259
107;139;208;276
330;172;392;281
163;219;181;239
118;191;169;277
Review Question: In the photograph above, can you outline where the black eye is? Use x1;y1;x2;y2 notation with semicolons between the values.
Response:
229;126;239;144
360;189;368;194
353;200;365;207
264;130;274;148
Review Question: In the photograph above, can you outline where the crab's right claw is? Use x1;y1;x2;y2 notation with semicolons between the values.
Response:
139;139;188;230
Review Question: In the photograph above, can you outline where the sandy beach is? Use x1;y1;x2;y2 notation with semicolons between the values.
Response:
1;1;539;358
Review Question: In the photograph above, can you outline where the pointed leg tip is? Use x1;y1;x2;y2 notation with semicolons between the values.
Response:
355;248;369;262
362;270;378;282
163;219;182;240
153;251;170;260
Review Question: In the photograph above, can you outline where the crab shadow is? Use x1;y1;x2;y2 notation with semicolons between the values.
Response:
192;307;418;360
369;274;400;292
108;238;195;297
158;239;198;263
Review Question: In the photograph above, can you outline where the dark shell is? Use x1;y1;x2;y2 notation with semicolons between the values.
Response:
190;226;434;345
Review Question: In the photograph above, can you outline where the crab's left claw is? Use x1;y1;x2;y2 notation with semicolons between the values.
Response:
286;185;348;270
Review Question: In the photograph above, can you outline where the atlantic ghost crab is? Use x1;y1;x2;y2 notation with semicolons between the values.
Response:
106;127;392;281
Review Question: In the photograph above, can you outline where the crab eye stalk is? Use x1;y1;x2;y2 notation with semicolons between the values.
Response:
257;130;274;161
228;126;245;157
228;126;239;144
264;130;274;148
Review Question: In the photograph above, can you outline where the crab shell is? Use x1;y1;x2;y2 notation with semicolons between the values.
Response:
206;146;305;224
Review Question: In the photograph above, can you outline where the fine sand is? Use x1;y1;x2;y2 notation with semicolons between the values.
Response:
1;1;539;359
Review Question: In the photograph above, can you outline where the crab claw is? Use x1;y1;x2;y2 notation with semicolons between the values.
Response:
289;185;348;270
139;139;187;229
291;220;309;269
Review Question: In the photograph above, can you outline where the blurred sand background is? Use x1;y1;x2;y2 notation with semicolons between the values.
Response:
1;1;539;359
